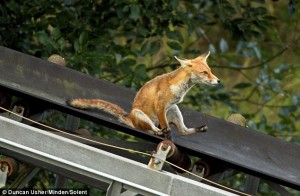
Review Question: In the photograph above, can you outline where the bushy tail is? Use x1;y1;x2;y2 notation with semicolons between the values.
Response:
67;98;133;127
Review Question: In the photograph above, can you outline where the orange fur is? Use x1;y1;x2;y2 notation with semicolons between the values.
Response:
67;51;220;136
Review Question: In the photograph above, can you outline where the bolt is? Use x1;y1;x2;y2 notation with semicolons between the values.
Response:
196;165;204;173
0;163;7;172
16;106;23;114
161;144;169;151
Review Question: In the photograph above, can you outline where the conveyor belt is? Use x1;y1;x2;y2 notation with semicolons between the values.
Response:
0;46;299;190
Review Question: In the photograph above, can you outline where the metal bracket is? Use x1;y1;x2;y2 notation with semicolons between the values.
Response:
148;143;171;171
10;166;40;189
180;160;206;181
190;162;205;179
55;114;80;189
106;181;123;196
244;175;260;195
1;105;25;122
0;163;9;188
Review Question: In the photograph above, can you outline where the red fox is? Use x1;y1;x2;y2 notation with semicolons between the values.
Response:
67;51;220;136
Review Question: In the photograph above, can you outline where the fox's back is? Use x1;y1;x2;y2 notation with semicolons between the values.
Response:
132;72;173;110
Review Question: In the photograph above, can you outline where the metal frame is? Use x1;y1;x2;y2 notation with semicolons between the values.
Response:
0;116;236;196
0;46;299;190
0;46;299;195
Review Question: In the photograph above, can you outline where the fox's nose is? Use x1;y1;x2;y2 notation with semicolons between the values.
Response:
217;79;221;84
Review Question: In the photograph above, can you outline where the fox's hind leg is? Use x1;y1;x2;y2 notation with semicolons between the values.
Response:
167;105;207;135
130;109;164;135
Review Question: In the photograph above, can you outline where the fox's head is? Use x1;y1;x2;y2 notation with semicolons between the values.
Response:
175;51;220;86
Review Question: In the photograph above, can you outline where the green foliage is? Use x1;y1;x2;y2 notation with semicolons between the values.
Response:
1;0;300;194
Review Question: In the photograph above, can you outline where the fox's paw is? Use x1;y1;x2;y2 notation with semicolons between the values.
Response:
153;131;164;136
161;127;171;133
195;125;208;132
147;129;166;136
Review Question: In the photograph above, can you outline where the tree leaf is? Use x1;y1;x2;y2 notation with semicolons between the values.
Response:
233;83;252;89
289;0;296;15
120;58;134;73
135;64;147;75
209;43;216;54
122;58;136;67
170;0;179;9
130;4;140;21
57;38;65;51
150;41;160;55
37;31;51;46
140;41;149;56
219;38;229;53
51;28;61;41
137;25;149;37
252;7;268;15
74;40;80;52
166;30;183;42
251;0;265;3
167;41;182;50
79;32;88;47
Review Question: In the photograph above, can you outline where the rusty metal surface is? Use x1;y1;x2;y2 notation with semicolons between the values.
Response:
0;46;299;189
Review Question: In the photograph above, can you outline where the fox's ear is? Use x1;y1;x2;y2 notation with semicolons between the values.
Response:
202;51;210;62
174;56;191;67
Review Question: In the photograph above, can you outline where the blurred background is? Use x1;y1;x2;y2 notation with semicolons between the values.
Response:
0;0;299;195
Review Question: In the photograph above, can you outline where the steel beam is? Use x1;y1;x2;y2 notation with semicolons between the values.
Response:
0;116;236;196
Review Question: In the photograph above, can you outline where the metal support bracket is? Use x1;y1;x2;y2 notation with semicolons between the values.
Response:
181;160;206;182
244;175;260;195
1;105;24;122
0;163;9;188
148;143;171;171
55;114;80;189
106;181;123;196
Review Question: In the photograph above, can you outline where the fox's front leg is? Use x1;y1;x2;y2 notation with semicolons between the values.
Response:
156;106;171;133
167;105;207;135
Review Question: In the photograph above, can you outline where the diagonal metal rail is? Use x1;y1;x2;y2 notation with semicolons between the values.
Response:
0;116;236;196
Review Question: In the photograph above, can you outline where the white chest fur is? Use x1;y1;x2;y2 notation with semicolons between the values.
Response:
170;80;194;104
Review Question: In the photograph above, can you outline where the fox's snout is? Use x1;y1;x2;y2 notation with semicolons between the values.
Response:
208;74;221;86
201;74;220;86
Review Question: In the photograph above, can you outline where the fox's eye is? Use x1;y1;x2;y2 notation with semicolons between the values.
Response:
203;71;208;74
